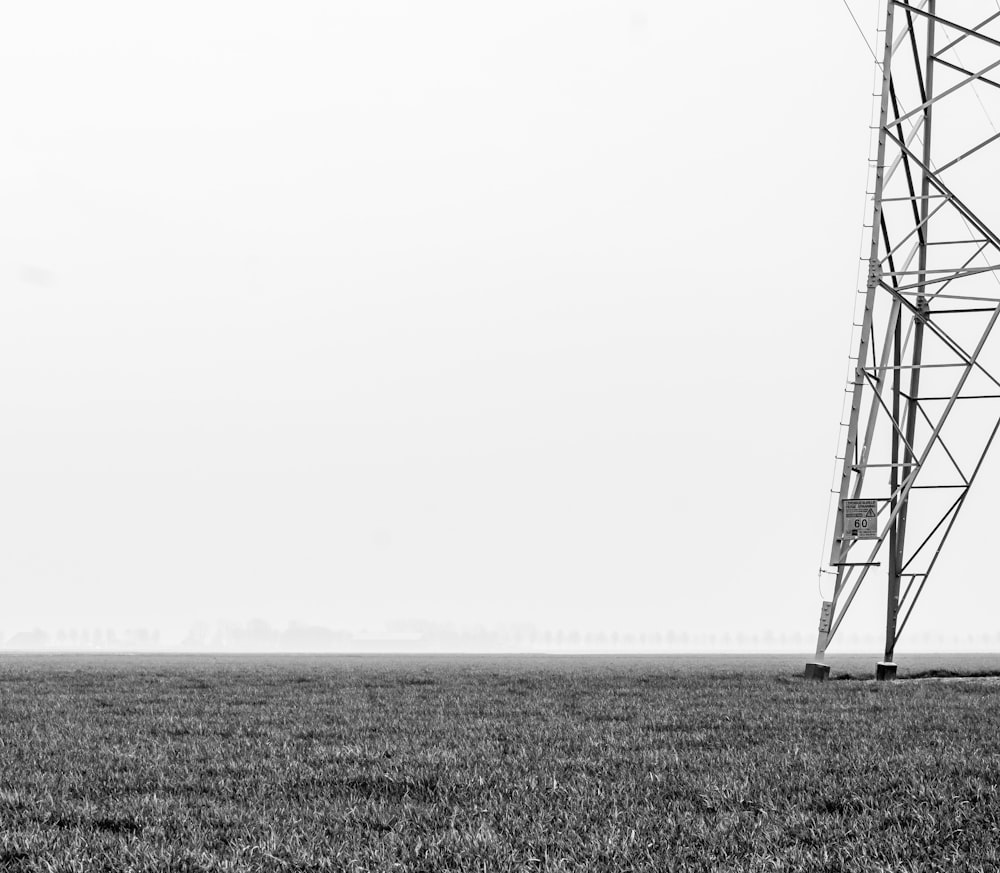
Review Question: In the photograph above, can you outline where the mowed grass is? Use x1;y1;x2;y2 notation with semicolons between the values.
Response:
2;655;1000;871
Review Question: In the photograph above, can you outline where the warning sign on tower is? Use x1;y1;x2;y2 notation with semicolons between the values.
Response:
843;499;878;539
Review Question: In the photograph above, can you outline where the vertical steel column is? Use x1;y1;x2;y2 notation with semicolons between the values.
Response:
886;303;902;663
884;0;935;670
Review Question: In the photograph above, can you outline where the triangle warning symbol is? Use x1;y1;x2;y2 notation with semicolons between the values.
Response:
865;508;876;517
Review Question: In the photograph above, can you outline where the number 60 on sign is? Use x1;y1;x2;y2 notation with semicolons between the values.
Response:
843;498;878;539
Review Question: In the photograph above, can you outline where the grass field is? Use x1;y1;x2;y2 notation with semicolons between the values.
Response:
2;654;1000;871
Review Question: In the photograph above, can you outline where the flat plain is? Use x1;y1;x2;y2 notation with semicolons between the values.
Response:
2;653;1000;871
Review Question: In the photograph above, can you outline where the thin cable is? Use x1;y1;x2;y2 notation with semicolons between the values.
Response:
842;0;881;65
939;28;998;134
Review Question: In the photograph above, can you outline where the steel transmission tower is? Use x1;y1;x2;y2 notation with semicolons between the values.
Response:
807;1;1000;680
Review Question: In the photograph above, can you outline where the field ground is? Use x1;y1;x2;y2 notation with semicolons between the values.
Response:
2;653;1000;871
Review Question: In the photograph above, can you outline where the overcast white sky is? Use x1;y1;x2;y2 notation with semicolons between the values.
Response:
3;1;998;652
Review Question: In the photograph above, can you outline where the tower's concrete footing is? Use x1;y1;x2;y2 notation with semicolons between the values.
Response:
876;662;897;681
804;662;830;681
